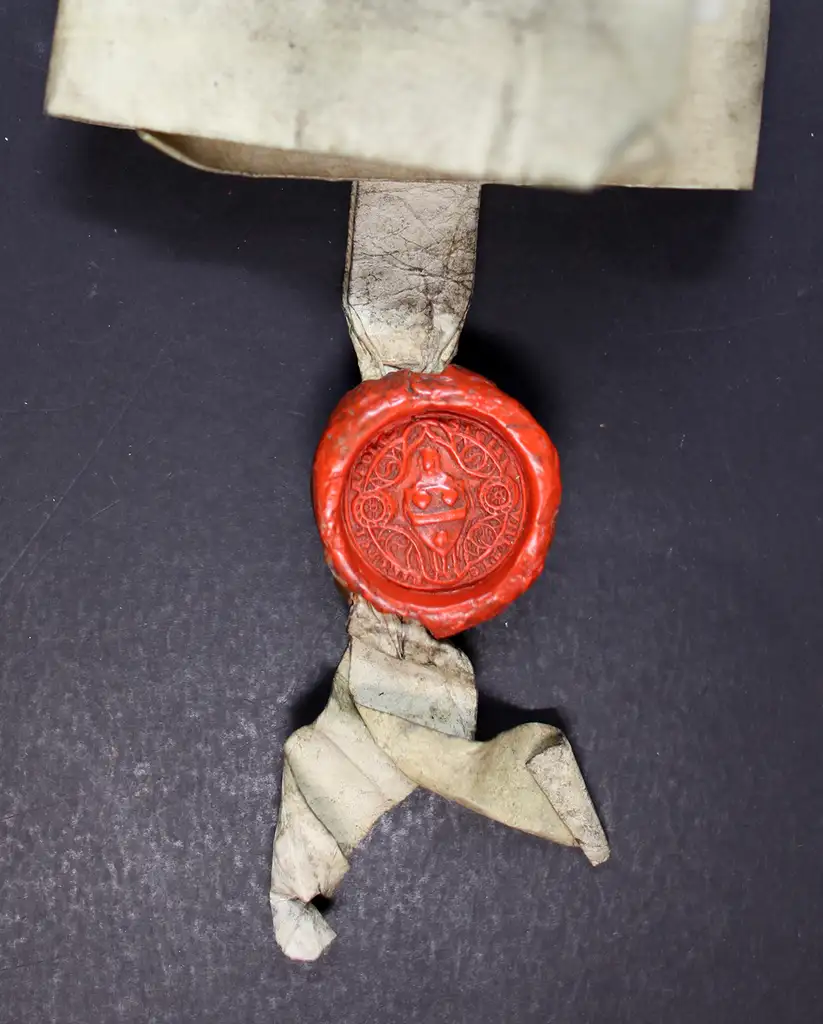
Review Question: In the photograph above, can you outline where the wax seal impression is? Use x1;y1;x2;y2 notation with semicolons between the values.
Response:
313;366;561;637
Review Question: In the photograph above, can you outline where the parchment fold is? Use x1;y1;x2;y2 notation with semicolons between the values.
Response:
271;599;608;961
46;0;769;190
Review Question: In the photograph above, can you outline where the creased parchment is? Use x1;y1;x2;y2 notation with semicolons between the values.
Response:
270;182;608;961
344;182;481;380
46;0;769;190
271;599;608;961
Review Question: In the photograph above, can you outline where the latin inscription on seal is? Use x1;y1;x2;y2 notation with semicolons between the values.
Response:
344;415;525;591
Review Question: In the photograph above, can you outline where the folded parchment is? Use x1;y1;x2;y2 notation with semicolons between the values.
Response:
271;598;609;961
46;0;769;190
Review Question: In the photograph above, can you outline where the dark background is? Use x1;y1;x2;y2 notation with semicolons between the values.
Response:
1;4;821;1023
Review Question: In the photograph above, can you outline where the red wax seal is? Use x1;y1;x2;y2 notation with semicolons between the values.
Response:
313;365;561;638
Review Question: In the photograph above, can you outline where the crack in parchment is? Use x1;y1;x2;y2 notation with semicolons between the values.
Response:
344;182;480;377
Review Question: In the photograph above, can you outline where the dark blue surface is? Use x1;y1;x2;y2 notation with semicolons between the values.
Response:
1;3;821;1022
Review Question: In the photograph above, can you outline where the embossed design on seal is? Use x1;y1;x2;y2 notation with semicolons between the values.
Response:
345;416;524;591
313;365;561;637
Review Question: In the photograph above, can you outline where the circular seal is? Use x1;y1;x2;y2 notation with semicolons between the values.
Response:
313;365;561;637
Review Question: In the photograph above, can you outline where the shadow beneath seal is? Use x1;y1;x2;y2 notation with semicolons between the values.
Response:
473;692;570;744
290;664;337;733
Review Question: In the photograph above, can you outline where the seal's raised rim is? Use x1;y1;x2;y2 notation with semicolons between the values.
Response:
312;365;561;638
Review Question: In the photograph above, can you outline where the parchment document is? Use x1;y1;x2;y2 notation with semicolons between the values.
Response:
46;0;769;190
